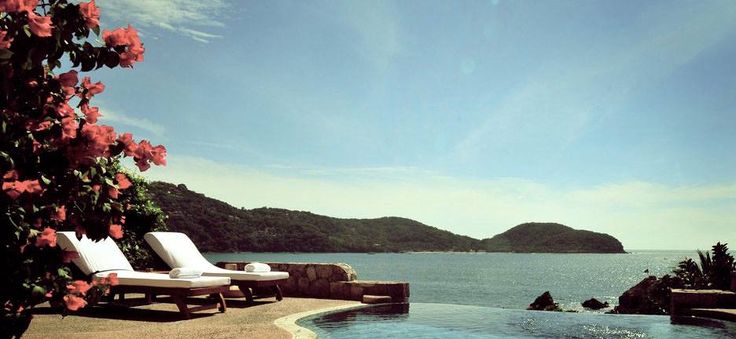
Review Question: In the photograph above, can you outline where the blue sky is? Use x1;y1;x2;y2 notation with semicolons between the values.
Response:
90;0;736;250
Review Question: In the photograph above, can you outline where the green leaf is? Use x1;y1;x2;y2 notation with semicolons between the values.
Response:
57;268;71;279
92;26;100;36
23;25;31;37
40;176;51;185
31;285;46;298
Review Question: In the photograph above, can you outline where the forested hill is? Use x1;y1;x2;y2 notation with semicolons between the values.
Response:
147;182;625;253
480;222;626;253
147;181;480;252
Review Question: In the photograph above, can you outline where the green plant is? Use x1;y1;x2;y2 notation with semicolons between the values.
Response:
0;1;164;336
673;242;734;290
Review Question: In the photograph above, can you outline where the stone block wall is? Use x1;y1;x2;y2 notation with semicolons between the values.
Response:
330;280;410;303
216;261;409;303
670;288;736;316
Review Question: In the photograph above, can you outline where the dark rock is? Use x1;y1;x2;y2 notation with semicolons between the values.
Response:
612;275;683;315
528;291;561;311
582;298;609;310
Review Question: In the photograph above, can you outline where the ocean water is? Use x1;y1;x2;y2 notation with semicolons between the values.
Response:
205;250;694;311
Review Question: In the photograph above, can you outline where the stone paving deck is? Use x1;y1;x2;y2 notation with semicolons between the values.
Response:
24;296;359;339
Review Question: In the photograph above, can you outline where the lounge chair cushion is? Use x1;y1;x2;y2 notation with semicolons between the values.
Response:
57;231;134;275
202;267;289;281
145;232;289;281
93;270;230;289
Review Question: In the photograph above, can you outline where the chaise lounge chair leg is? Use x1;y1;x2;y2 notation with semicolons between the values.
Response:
273;285;283;301
243;287;254;304
211;293;227;313
171;295;192;319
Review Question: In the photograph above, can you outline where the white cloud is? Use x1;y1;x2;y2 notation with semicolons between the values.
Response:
142;155;736;251
95;0;229;42
330;1;403;72
100;108;166;138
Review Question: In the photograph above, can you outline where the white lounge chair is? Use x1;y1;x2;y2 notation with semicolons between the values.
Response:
57;231;231;318
144;232;289;303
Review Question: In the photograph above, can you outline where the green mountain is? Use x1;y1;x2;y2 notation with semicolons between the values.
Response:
147;181;479;252
480;222;625;253
146;181;625;253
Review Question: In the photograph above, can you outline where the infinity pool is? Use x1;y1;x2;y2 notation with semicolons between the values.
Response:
299;303;736;338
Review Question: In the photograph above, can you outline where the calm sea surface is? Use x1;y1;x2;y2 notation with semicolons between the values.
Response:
205;250;694;311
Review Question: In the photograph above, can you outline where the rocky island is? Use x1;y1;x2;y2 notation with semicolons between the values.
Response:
480;222;626;253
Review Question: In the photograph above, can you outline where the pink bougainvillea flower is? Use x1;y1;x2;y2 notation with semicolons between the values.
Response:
25;179;41;194
3;170;18;180
117;132;138;156
132;140;167;171
27;12;53;37
91;184;101;192
53;205;66;221
56;101;75;118
3;179;42;199
32;139;41;153
66;280;91;295
35;227;57;247
61;250;79;263
107;186;118;199
0;30;12;49
57;70;78;96
78;0;99;28
109;224;123;239
80;104;100;124
103;25;144;68
60;116;78;141
2;181;22;199
107;272;119;286
80;77;105;99
102;26;128;47
63;294;87;311
34;120;52;132
115;173;131;190
0;0;37;13
79;124;116;158
57;70;78;87
150;145;167;166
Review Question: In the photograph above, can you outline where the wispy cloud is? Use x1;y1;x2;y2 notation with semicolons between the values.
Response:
330;1;403;72
143;155;736;250
95;0;229;43
100;108;166;138
454;1;736;161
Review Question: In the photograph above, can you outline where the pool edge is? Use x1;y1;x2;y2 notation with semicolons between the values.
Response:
274;302;365;339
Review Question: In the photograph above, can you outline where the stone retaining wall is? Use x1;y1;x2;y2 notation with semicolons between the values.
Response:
217;261;409;303
670;288;736;316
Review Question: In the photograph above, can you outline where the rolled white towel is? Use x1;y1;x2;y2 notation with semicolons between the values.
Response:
169;267;203;279
244;262;271;272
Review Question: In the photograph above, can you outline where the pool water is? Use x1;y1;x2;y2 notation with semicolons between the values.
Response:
300;303;736;338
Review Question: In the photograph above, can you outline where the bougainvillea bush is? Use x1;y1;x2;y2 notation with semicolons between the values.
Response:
0;0;166;336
